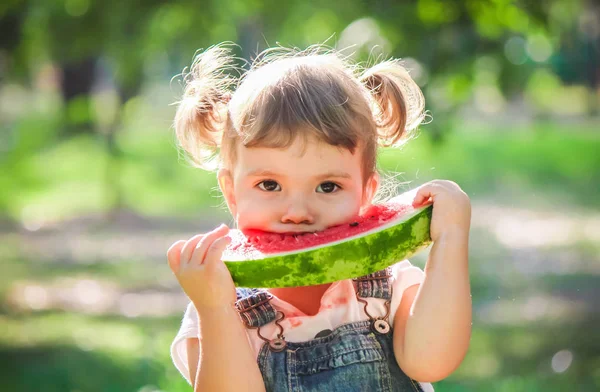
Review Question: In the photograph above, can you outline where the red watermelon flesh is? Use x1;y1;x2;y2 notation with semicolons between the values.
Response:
228;202;411;255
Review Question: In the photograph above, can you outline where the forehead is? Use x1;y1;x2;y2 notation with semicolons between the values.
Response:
234;137;363;178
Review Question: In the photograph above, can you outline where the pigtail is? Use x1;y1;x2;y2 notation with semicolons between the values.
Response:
174;45;239;170
360;60;426;147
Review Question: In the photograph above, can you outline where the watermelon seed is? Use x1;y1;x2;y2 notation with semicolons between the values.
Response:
349;222;359;227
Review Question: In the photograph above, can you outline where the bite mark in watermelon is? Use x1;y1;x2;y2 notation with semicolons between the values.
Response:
223;201;433;288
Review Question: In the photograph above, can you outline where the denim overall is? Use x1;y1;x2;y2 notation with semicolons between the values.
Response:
235;268;424;392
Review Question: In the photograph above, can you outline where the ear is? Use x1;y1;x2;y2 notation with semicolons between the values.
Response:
218;168;237;216
363;171;380;206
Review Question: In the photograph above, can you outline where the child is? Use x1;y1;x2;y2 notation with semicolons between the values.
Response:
167;44;472;392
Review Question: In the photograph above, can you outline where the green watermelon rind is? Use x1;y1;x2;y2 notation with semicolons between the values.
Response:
224;204;433;288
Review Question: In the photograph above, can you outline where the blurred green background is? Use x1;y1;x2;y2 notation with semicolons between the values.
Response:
1;0;599;391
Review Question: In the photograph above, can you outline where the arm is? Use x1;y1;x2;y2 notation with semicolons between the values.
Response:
189;305;266;392
393;180;472;382
186;339;200;387
393;232;471;382
167;226;266;392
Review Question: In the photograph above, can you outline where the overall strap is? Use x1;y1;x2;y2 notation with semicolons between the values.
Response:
235;288;278;328
235;287;287;352
353;267;393;300
352;267;394;335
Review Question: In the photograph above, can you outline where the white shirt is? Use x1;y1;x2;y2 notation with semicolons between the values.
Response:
171;260;433;391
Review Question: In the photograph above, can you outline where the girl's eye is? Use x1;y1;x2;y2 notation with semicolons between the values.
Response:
258;180;281;192
316;182;339;194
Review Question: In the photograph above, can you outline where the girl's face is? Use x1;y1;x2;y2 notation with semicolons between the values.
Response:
219;136;378;234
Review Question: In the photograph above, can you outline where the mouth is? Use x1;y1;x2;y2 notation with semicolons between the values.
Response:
242;228;319;236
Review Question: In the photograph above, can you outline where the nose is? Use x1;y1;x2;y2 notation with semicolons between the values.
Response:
281;199;314;225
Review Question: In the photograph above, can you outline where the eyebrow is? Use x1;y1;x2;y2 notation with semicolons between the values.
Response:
245;169;352;180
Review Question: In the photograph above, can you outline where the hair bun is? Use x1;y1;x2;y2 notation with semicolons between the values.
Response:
360;60;426;147
173;44;240;170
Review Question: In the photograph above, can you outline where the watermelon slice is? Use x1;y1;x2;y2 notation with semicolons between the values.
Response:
223;198;433;288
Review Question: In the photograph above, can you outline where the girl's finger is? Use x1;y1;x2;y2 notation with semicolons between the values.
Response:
167;240;186;273
189;225;229;266
412;186;434;207
180;234;206;264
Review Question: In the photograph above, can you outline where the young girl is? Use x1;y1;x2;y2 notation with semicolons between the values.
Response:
167;44;472;392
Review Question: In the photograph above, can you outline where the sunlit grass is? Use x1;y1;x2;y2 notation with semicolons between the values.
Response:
0;312;191;392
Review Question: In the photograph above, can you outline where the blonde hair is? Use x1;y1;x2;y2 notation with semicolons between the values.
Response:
173;43;426;182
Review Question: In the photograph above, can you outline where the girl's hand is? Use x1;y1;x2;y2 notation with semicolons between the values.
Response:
167;224;236;312
411;180;471;242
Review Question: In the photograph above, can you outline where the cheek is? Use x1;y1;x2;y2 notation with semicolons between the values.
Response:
234;193;273;229
325;192;363;224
